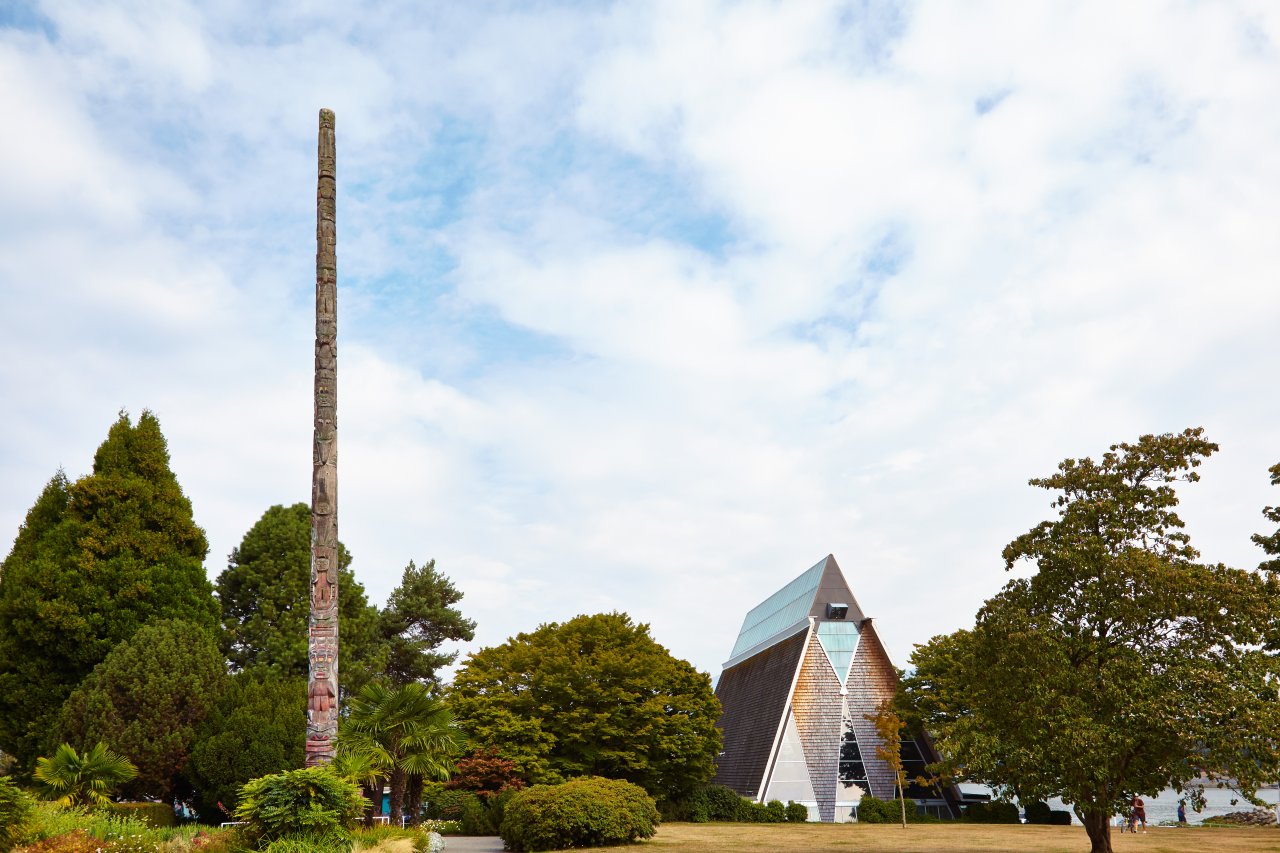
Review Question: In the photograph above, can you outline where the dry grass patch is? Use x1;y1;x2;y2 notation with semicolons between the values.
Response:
643;822;1280;853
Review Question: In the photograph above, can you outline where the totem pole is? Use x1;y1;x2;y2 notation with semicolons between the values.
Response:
307;108;339;765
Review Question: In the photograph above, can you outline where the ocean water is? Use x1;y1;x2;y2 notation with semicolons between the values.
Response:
958;783;1279;826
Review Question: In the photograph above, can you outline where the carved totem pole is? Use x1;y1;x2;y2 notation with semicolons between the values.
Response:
307;108;339;765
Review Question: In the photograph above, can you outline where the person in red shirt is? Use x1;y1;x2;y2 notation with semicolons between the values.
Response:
1130;795;1147;833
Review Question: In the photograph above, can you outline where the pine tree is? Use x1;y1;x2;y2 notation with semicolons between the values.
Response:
380;559;475;685
0;411;218;772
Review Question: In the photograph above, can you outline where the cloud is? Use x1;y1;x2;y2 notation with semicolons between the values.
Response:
1;0;1279;680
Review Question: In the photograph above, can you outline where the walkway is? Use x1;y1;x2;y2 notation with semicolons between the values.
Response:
444;837;504;853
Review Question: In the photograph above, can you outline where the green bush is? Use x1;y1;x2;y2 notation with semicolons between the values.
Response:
499;777;659;853
421;782;479;821
701;785;744;822
855;795;898;823
112;802;177;827
233;766;364;846
962;800;1020;823
1049;809;1072;825
785;801;808;822
1023;800;1051;824
459;795;495;835
0;776;34;848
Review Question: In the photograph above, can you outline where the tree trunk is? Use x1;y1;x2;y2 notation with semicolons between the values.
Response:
389;767;406;826
406;774;424;826
1080;809;1112;853
362;783;379;827
898;781;906;828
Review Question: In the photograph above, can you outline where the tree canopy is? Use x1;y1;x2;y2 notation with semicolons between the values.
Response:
55;618;226;801
449;612;722;803
0;411;218;772
1254;461;1280;573
216;503;383;689
185;672;306;818
380;559;476;685
900;429;1280;853
217;505;474;691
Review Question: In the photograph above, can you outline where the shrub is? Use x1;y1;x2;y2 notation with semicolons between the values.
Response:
785;801;808;822
458;795;495;835
762;800;786;823
234;766;365;846
113;802;177;828
13;829;110;853
1023;800;1051;824
962;800;1020;823
499;777;659;853
420;782;478;821
1049;809;1072;825
0;776;34;848
701;785;744;822
855;795;898;823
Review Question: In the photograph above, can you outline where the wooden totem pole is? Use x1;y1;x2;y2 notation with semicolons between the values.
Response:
307;108;339;765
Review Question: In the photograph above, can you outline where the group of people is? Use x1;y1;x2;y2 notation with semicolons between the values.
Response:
1120;795;1190;831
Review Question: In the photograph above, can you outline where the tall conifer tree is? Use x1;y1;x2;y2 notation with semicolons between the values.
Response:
0;411;218;772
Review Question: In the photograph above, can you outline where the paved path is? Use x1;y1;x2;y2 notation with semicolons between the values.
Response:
443;837;504;853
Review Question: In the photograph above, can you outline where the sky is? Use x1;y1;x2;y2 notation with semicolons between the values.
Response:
2;0;1279;680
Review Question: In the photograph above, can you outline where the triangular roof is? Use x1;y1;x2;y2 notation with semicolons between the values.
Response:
724;554;866;668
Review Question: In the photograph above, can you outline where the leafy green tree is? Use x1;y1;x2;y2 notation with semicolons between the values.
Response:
55;619;226;801
185;672;306;818
0;412;218;773
1254;462;1280;573
900;429;1280;853
34;742;137;807
339;680;459;824
216;503;383;690
380;559;476;685
449;612;722;803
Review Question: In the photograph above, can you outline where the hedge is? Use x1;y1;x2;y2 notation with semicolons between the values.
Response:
500;777;659;852
961;800;1021;823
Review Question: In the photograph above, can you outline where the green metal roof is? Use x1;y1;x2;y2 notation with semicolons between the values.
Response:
728;558;826;660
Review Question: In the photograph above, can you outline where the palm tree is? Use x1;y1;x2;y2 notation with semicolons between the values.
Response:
338;681;458;825
34;742;137;807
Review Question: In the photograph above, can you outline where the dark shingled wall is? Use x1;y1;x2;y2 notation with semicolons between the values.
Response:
712;629;807;797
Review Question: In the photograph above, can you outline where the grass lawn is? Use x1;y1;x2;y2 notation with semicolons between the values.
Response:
643;822;1280;853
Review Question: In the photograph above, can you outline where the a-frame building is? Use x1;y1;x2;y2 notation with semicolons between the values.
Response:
713;555;956;822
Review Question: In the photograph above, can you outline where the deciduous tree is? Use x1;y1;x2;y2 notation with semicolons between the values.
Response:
0;412;218;773
900;429;1280;853
1254;462;1280;573
449;612;722;803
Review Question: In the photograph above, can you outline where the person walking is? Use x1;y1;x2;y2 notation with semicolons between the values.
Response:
1177;800;1187;825
1131;795;1147;833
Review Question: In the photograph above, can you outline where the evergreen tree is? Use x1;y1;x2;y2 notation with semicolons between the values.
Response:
380;559;475;685
217;503;383;690
186;672;307;818
0;411;218;773
56;619;226;801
